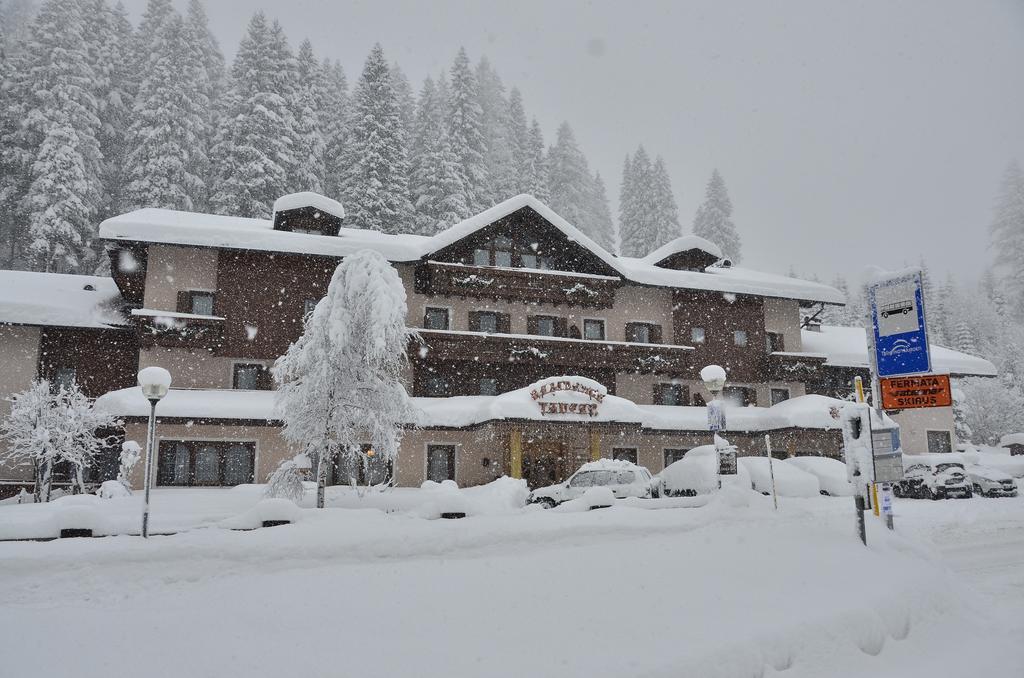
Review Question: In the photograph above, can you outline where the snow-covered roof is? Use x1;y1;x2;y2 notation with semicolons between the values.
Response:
99;195;843;304
95;384;851;433
639;234;723;264
799;325;997;377
999;433;1024;447
272;191;345;220
100;208;429;261
617;258;846;304
0;271;128;329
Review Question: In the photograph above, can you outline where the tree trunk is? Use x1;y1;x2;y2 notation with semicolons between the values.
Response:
42;458;53;503
316;449;327;509
32;459;43;503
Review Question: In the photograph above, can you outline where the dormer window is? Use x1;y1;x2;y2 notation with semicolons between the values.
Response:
468;234;553;270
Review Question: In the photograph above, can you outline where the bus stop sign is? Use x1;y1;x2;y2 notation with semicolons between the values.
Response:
867;270;932;378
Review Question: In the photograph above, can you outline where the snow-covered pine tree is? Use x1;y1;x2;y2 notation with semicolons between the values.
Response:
989;160;1024;318
273;250;417;508
446;47;488;213
409;76;467;235
589;172;617;253
476;56;515;205
955;377;1024;445
547;122;602;244
389;61;415;147
651;155;681;249
618;146;658;257
507;87;529;193
122;10;209;212
83;0;134;223
17;0;105;272
209;12;299;218
521;118;549;200
322;59;349;201
185;0;226;210
955;318;978;355
692;169;741;263
0;12;32;267
341;43;414;232
292;39;328;194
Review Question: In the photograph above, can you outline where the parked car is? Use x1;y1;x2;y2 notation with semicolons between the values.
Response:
894;461;972;499
965;465;1018;497
737;456;821;498
528;458;660;508
783;456;855;496
658;445;752;496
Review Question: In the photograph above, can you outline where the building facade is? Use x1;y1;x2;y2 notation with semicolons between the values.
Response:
0;194;998;494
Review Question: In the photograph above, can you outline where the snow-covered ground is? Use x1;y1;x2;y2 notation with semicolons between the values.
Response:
0;487;1021;677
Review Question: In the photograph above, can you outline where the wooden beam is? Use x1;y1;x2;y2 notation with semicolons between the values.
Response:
510;429;523;479
589;430;601;461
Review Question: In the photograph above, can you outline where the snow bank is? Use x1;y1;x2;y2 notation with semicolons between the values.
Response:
659;446;754;495
219;498;303;530
738;456;821;497
554;486;615;512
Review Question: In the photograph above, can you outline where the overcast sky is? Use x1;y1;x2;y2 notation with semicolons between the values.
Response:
122;0;1024;284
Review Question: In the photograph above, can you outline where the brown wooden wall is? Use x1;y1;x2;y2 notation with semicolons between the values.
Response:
672;290;769;383
214;251;339;359
38;328;139;397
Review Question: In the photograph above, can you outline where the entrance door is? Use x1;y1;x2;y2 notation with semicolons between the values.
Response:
522;440;574;489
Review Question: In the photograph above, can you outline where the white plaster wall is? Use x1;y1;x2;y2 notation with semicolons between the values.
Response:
143;245;219;311
0;325;41;482
763;298;803;352
891;406;957;455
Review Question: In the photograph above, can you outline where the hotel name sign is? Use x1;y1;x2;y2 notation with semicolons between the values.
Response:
530;379;606;417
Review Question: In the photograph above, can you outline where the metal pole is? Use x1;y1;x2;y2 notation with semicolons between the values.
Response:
853;376;868;546
855;493;867;545
764;434;778;510
141;398;158;538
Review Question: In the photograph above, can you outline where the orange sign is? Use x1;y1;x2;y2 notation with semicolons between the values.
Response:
879;374;952;410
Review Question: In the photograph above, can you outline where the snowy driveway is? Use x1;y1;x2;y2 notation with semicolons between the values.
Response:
0;493;1022;678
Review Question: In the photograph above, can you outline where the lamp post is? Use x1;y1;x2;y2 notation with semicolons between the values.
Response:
137;366;171;538
700;365;733;489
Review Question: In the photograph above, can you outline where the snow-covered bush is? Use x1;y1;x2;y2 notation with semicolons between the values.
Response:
274;250;418;507
98;479;131;499
0;379;118;501
117;440;142;492
955;377;1024;445
265;456;307;503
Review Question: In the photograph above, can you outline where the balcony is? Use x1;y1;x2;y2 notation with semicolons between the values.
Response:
768;351;829;381
413;329;693;374
414;261;622;309
131;308;225;351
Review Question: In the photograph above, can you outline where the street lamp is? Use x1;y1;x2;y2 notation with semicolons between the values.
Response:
700;365;734;488
138;366;171;538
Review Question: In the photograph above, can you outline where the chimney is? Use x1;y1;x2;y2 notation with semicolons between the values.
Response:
272;192;345;236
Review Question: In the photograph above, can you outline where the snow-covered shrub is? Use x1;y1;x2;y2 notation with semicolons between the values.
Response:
117;440;142;492
274;250;417;507
265;456;307;504
955;377;1024;445
0;379;118;501
98;479;131;499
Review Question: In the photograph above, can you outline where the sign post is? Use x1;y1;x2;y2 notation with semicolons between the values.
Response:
865;269;931;532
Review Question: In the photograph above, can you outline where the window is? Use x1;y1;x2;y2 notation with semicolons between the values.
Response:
470;235;543;268
724;386;757;407
157;441;255;486
535;316;556;336
190;292;214;316
472;311;499;333
612;448;638;464
479;377;498;395
583;319;606;341
927;430;953;455
770;388;790;406
329;444;393;486
473;249;489;266
494;250;512;267
733;330;748;347
626;322;661;344
520;253;537;268
664;449;688;467
424;375;450;397
53;367;77;389
537;255;554;270
692;393;706;407
691;327;706;344
655;383;689;406
233;364;270;390
426;445;456;483
766;332;785;352
303;298;318;320
424;307;450;330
